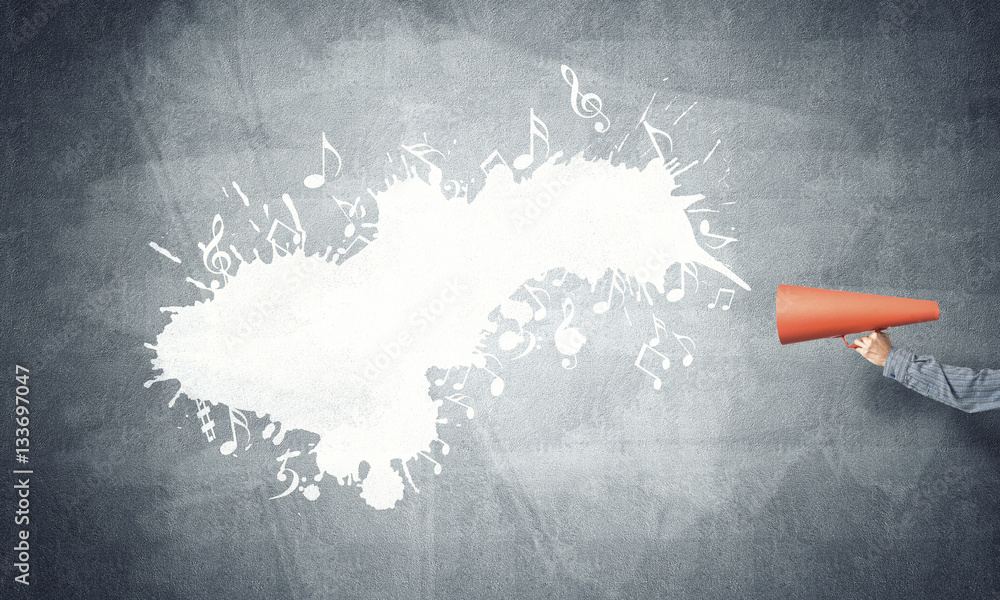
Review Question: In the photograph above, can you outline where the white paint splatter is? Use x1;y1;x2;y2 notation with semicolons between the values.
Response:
148;151;749;509
148;241;182;264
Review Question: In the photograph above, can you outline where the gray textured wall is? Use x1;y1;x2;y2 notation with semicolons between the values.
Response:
3;0;1000;598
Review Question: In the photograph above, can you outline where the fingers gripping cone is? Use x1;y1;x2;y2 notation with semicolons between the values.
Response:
776;284;940;346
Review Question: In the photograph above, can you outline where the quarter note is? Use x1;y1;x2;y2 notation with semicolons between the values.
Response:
303;132;342;189
452;366;471;391
512;108;550;170
434;367;453;386
551;268;567;287
594;270;628;314
708;288;735;310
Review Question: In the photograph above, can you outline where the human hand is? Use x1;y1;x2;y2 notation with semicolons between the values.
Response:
854;330;892;367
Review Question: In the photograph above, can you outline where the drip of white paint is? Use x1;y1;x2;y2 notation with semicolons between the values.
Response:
232;181;250;206
149;151;748;510
149;241;182;264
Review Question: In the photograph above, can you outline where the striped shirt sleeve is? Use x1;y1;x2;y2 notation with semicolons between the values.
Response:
882;347;1000;413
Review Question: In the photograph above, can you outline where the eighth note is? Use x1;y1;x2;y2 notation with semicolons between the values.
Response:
643;120;674;161
708;288;735;310
521;283;550;321
303;132;342;189
220;407;252;456
512;108;550;170
672;332;695;367
649;314;668;347
334;196;363;238
666;263;698;303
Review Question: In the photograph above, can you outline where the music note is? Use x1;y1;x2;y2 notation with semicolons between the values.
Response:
267;219;300;258
555;297;587;370
673;332;695;367
452;366;471;391
708;288;735;310
699;220;738;249
512;108;550;170
303;132;342;188
666;263;699;302
335;225;375;258
642;120;674;161
649;314;669;347
283;193;305;241
198;214;232;289
266;194;307;259
551;268;567;287
434;367;453;386
594;270;628;314
444;393;475;419
482;366;505;396
561;64;611;133
401;142;444;188
521;284;550;321
220;407;252;456
480;150;510;176
635;344;670;390
334;196;363;237
471;353;506;396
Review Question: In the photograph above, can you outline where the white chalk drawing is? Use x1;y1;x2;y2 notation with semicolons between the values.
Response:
145;66;750;510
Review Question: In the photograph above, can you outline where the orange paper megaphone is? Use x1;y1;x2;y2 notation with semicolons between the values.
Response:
776;284;940;347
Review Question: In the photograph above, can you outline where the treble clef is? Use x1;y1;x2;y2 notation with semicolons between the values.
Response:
560;64;611;133
554;297;587;370
198;214;232;289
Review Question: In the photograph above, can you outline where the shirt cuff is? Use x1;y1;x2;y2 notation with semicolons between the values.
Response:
883;347;915;380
